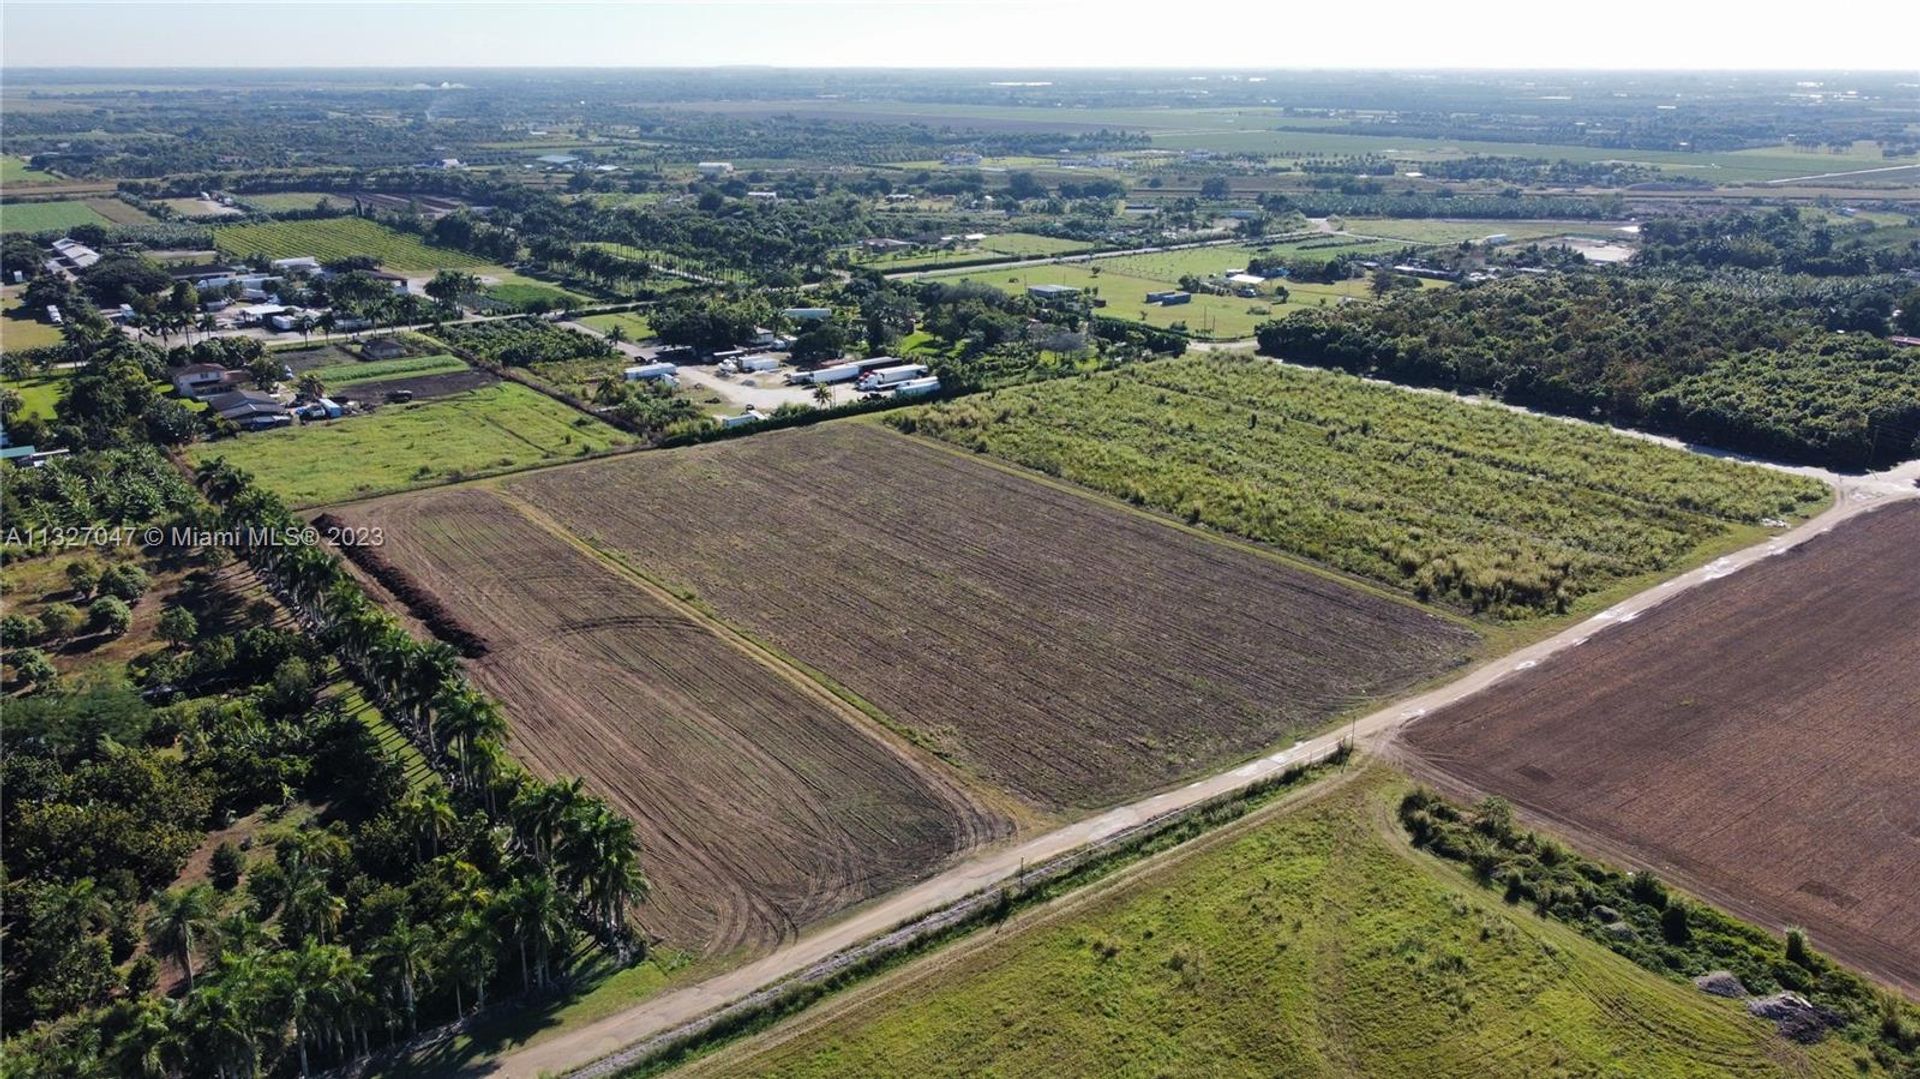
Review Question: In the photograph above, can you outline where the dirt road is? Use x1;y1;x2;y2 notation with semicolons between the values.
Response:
489;454;1918;1078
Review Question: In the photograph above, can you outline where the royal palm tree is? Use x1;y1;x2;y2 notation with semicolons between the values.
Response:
273;942;357;1077
189;947;277;1079
403;642;462;750
511;777;587;865
211;906;279;964
398;787;457;861
435;685;505;786
145;883;222;989
282;873;345;946
370;920;435;1035
496;871;570;993
467;735;513;815
441;910;499;1016
559;805;650;946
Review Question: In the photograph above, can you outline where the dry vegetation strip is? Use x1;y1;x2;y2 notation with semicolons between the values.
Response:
330;487;1012;954
502;423;1478;811
1402;500;1920;993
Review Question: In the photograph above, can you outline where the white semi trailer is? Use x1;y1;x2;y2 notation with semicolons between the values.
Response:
855;363;931;391
891;376;941;398
787;361;863;385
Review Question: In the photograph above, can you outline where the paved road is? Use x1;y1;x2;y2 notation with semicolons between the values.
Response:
489;453;1918;1078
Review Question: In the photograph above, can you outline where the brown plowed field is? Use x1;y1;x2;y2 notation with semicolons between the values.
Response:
1403;500;1920;993
331;487;1013;954
501;423;1478;810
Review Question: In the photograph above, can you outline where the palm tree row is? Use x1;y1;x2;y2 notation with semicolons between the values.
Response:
193;458;650;956
124;886;537;1078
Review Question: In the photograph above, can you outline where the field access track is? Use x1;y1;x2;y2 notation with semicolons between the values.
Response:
1403;500;1920;992
502;423;1478;811
331;487;1012;954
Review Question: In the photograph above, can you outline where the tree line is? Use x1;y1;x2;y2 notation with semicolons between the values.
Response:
1401;789;1920;1071
1256;275;1920;470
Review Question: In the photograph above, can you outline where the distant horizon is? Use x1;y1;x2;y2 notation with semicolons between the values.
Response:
5;1;1915;72
5;64;1916;74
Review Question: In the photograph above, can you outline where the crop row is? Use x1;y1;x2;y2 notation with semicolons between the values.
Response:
895;356;1829;619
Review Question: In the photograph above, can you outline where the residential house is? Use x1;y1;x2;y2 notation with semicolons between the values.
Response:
204;389;290;430
172;363;247;398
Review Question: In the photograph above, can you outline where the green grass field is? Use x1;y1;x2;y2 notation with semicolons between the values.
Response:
576;311;654;340
185;381;631;506
2;287;68;352
84;197;156;225
238;191;354;213
688;767;1859;1079
158;197;242;219
0;372;69;419
898;356;1825;619
934;259;1393;339
979;232;1094;257
214;217;491;271
304;353;468;386
1;199;114;234
850;232;1097;271
1;156;59;184
479;269;594;310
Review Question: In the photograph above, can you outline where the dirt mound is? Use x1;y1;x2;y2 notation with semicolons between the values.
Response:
1693;970;1747;998
315;512;489;657
1747;992;1841;1044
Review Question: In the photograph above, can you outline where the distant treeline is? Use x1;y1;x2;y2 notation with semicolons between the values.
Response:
1257;276;1920;470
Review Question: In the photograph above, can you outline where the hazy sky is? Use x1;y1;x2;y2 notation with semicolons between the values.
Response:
4;0;1917;71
